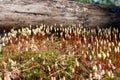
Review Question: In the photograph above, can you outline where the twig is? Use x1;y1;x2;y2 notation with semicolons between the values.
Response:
21;64;39;72
48;67;66;78
18;59;32;69
56;54;81;62
62;71;72;78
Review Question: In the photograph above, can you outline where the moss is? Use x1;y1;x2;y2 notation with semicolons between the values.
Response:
0;25;119;79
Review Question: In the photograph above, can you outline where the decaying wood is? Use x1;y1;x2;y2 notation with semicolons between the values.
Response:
0;0;120;32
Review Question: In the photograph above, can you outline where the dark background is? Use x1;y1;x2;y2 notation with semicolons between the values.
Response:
74;0;120;6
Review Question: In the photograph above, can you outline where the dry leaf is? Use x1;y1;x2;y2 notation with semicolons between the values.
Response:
11;67;20;79
4;71;11;80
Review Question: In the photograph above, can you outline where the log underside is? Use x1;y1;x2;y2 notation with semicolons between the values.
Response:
0;0;120;33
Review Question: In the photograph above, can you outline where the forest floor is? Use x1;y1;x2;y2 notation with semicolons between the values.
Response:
0;25;120;80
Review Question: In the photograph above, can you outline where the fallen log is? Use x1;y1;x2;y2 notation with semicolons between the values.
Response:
0;0;120;33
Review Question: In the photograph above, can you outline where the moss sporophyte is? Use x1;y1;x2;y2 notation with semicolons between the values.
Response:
0;24;120;80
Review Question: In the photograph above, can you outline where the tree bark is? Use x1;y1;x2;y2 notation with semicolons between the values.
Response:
0;0;120;32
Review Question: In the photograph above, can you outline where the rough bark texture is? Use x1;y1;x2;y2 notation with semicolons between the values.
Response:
0;0;120;32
